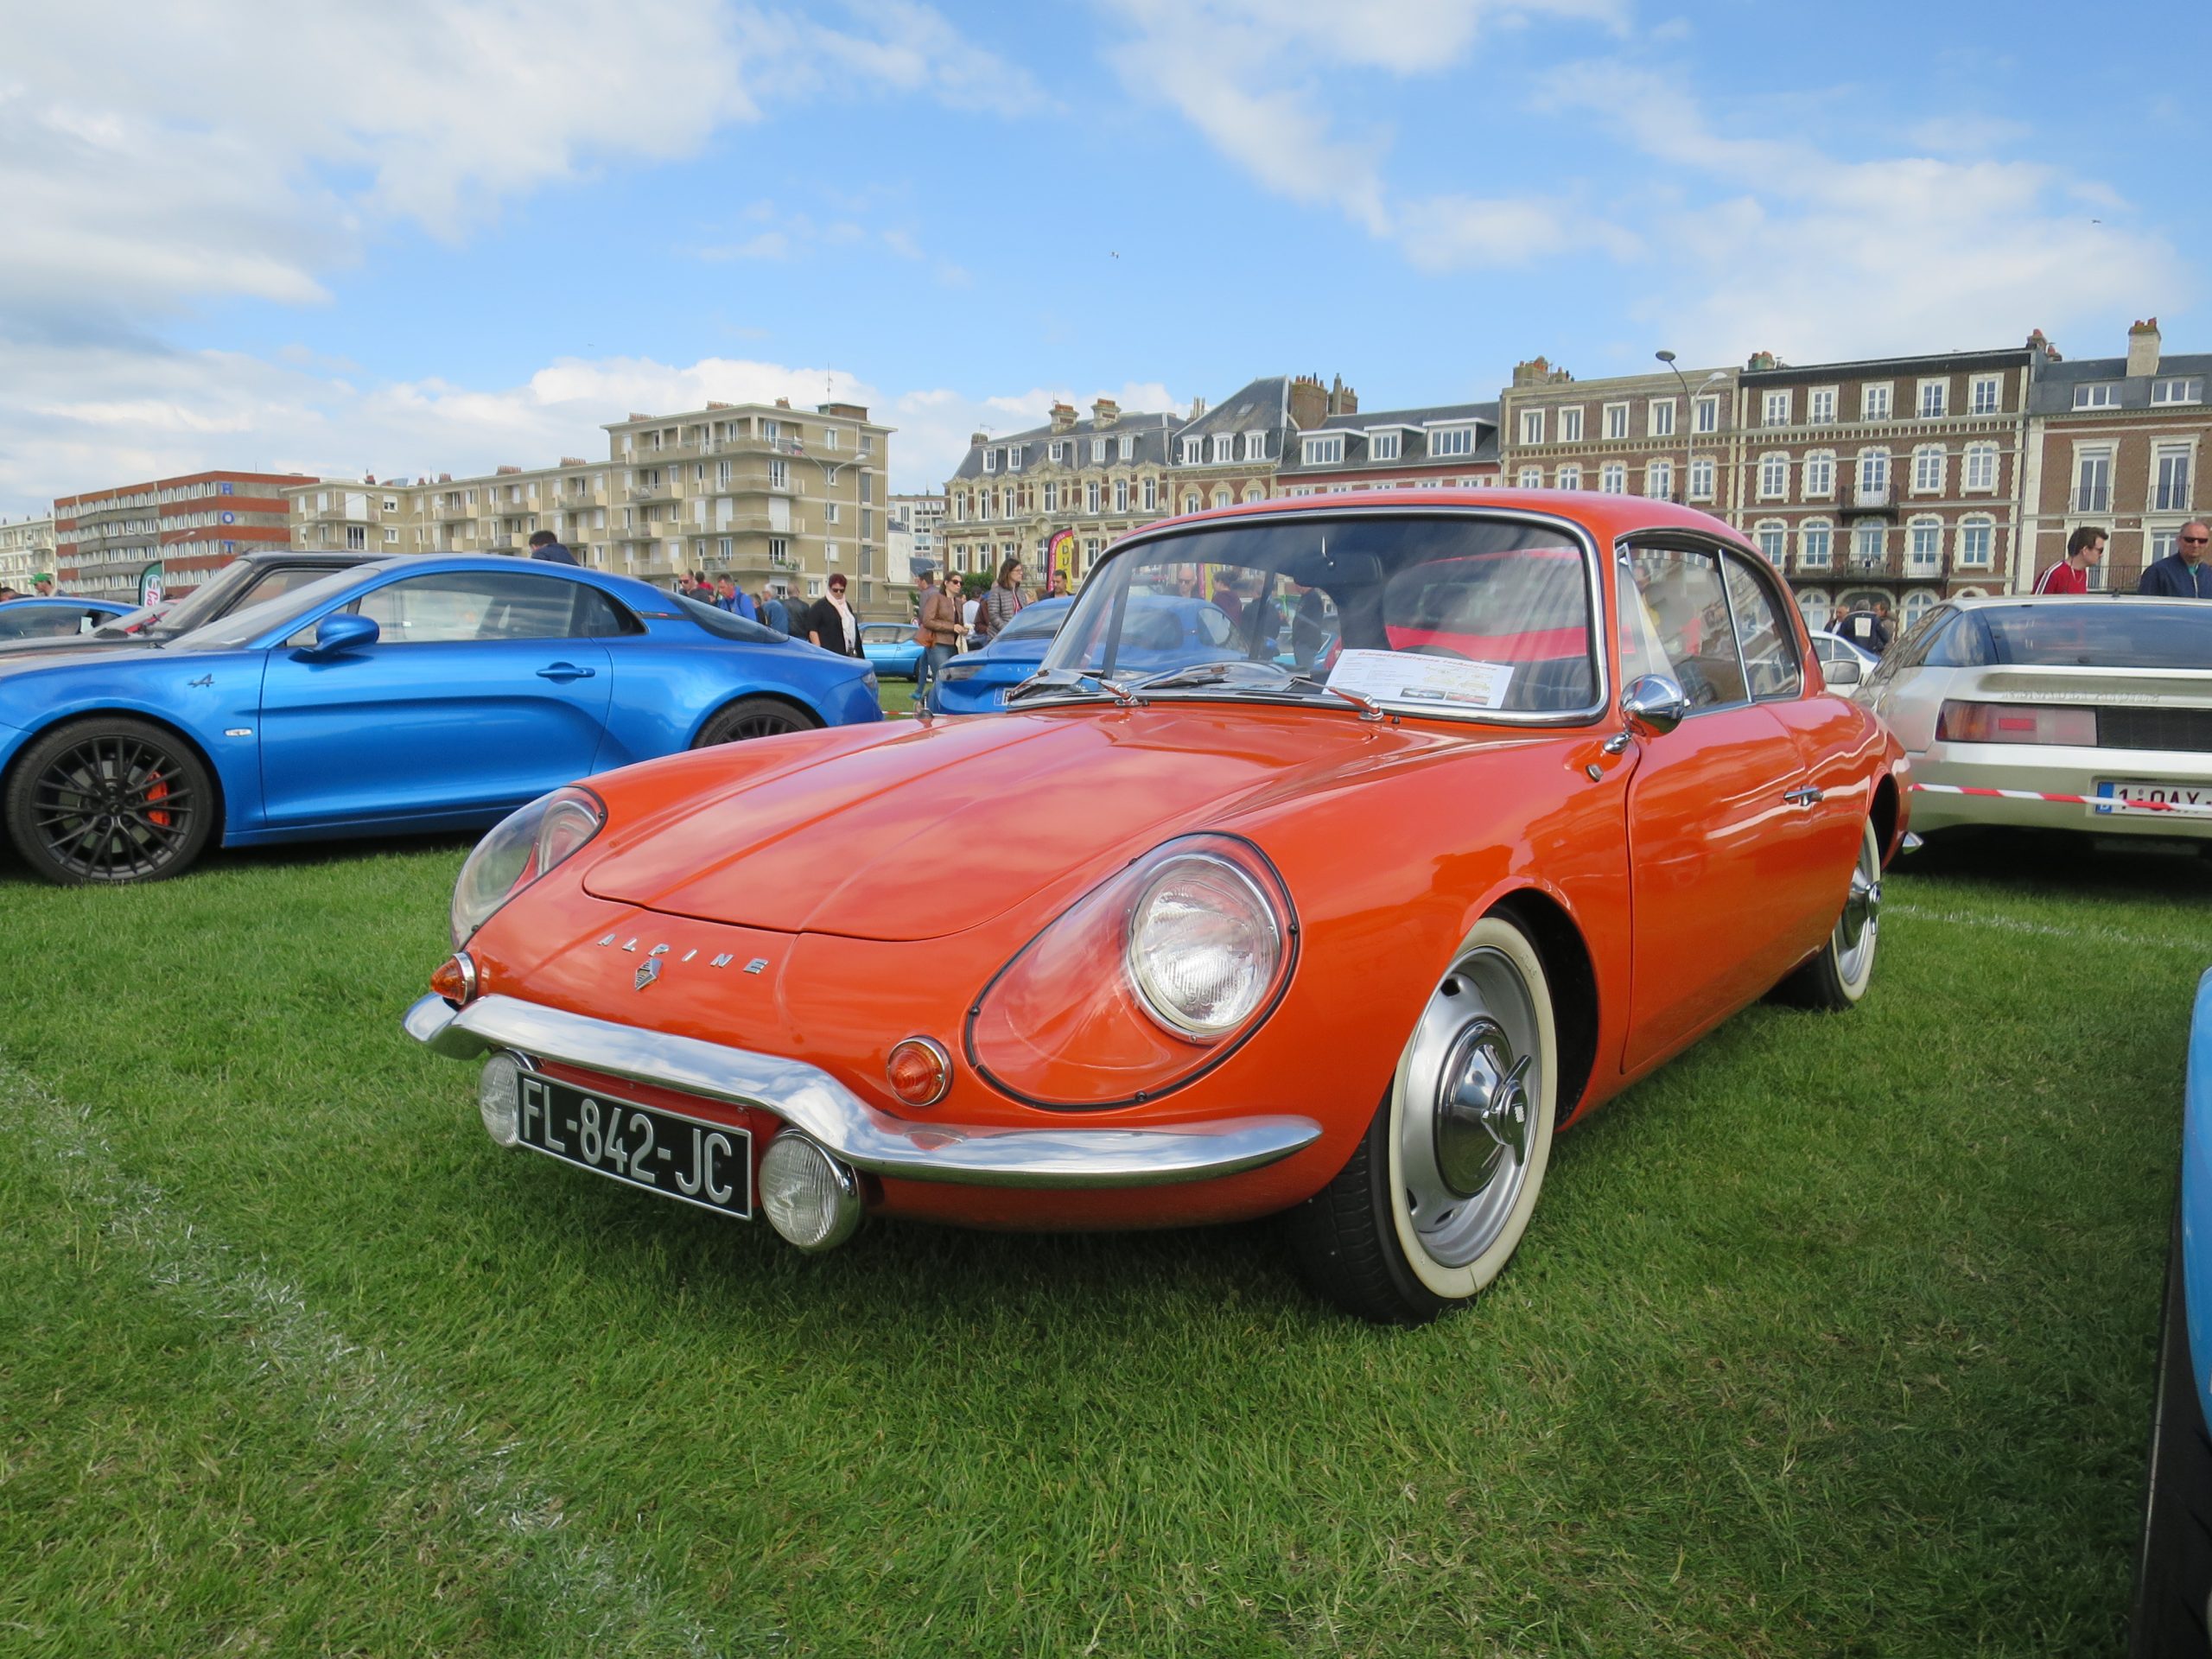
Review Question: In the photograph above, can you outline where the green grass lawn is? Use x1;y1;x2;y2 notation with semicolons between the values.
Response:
1;830;2204;1656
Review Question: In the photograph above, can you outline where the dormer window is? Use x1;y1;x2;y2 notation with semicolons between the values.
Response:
1370;431;1400;461
982;448;998;473
1243;429;1265;460
2073;382;2119;409
1302;435;1345;465
1180;438;1202;464
1090;438;1106;464
1006;445;1022;471
1211;434;1232;464
1049;441;1066;464
1430;427;1474;458
1119;435;1135;461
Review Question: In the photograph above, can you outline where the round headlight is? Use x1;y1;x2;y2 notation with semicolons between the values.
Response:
451;786;604;946
478;1052;523;1147
1124;853;1283;1040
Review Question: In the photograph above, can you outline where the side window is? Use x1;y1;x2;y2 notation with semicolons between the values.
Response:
353;573;591;644
571;586;639;638
1720;554;1803;701
1921;608;1990;670
238;566;350;613
1620;546;1747;708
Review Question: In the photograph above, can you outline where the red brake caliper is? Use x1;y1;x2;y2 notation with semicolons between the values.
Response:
145;772;171;829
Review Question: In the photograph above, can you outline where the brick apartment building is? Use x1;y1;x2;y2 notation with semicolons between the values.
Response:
1497;356;1742;516
56;470;312;599
2021;319;2209;590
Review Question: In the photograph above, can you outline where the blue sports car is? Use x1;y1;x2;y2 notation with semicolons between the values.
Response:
2133;965;2212;1654
0;556;880;886
925;594;1238;715
0;596;136;641
861;621;925;681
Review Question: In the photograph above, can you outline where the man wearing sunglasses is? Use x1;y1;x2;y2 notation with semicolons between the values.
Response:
2139;520;2212;598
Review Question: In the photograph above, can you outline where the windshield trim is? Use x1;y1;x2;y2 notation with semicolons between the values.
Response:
1071;503;1613;728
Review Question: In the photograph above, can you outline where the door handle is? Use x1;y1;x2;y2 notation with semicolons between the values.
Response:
537;663;595;682
1783;785;1824;805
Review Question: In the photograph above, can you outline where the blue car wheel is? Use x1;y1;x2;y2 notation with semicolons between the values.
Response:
692;696;819;747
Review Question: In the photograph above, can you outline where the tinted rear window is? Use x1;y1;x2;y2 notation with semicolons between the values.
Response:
1978;606;2212;670
677;595;785;642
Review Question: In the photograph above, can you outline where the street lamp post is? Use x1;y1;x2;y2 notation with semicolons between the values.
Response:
1656;351;1728;509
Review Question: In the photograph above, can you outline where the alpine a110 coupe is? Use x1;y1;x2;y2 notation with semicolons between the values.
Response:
0;556;880;886
406;494;1906;1324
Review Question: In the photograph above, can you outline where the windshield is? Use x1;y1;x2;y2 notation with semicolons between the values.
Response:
94;558;260;639
676;594;785;643
166;566;375;651
1964;604;2212;671
1039;512;1600;720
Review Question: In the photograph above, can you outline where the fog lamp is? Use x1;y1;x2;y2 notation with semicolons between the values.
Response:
478;1052;523;1147
759;1134;863;1253
886;1037;952;1108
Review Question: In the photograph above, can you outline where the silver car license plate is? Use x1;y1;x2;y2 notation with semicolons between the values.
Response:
516;1070;753;1218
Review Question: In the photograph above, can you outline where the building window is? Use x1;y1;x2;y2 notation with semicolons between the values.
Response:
1086;480;1102;513
1649;399;1676;438
1243;430;1263;460
1090;439;1107;465
824;502;841;524
1646;460;1674;499
1205;435;1228;464
382;527;398;544
1179;439;1201;465
2075;448;2113;512
1907;517;1942;574
769;460;788;491
1600;463;1627;493
2152;377;2206;405
1804;451;1835;497
1862;384;1893;420
1800;520;1834;569
1808;387;1837;425
1689;457;1716;501
1603;404;1629;440
1183;491;1200;513
2154;443;2193;512
1049;441;1066;465
1005;445;1021;471
1762;390;1791;426
1517;466;1542;488
1758;453;1789;499
1969;374;2001;415
1858;451;1890;503
1114;477;1129;512
2072;383;2119;410
1302;435;1344;465
981;448;997;474
1560;407;1584;442
1695;395;1722;434
1956;516;1994;569
1370;431;1400;461
1852;520;1886;568
1556;465;1582;490
1142;476;1157;512
1430;427;1474;457
1211;486;1232;509
1519;409;1545;445
1120;435;1136;461
1917;380;1948;418
1755;520;1785;565
1962;442;1998;493
1911;445;1944;493
345;525;366;550
768;537;790;566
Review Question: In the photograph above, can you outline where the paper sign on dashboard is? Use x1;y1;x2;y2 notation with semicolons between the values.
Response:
1325;648;1512;709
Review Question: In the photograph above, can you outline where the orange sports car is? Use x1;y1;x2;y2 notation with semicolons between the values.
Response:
405;493;1907;1324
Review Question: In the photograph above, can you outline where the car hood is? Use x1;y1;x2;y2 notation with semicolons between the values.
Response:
582;704;1478;940
0;639;194;684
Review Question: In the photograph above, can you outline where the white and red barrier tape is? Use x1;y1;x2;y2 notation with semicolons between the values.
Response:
1909;781;2201;813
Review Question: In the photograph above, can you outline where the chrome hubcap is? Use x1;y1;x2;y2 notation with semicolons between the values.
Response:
1399;947;1542;1269
1834;834;1881;982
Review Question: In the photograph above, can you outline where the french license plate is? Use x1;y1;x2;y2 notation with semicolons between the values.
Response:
516;1071;752;1218
2092;779;2212;818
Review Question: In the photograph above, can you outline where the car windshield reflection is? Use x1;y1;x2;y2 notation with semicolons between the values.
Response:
1036;513;1600;721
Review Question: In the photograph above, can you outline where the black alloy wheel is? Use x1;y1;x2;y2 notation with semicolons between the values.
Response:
2132;1202;2212;1657
3;717;217;886
691;697;817;747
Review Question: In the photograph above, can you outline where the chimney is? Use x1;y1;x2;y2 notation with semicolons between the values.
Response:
2127;317;2162;378
1050;401;1077;433
627;411;652;421
1328;374;1358;416
1189;394;1206;419
774;397;791;409
705;400;733;410
1745;350;1778;372
969;429;988;448
365;474;375;485
1511;356;1569;388
495;465;522;475
1287;373;1327;429
1091;397;1119;426
439;473;452;483
559;456;587;467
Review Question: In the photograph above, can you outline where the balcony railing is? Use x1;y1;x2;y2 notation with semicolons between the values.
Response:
1848;481;1893;512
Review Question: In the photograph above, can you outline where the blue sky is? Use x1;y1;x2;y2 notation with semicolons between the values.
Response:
1;0;2203;515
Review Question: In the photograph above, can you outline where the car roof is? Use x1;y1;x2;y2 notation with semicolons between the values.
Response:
0;594;127;607
337;554;675;612
1947;593;2208;609
243;548;373;566
1135;486;1758;553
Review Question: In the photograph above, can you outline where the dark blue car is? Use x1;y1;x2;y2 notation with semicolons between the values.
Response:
2133;965;2212;1653
925;594;1237;715
0;596;135;641
0;556;880;885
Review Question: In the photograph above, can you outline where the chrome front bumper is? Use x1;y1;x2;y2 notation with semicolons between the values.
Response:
404;994;1322;1190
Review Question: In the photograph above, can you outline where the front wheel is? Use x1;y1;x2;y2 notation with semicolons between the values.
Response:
2132;1203;2212;1656
1287;916;1559;1325
1775;817;1882;1010
3;715;217;885
691;697;817;748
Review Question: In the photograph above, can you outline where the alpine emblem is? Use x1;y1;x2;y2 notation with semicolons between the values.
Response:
634;956;662;991
596;935;756;986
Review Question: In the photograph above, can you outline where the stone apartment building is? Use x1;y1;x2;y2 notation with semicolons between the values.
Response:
2021;319;2209;590
292;398;899;612
1497;356;1741;516
1278;398;1500;493
0;515;55;588
58;470;312;599
889;492;945;582
1733;346;2037;631
944;398;1180;582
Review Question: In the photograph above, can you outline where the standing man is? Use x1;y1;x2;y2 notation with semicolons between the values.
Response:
2035;526;2105;594
527;530;578;565
2140;521;2212;598
32;573;54;595
1870;598;1896;654
1044;569;1070;601
760;589;790;633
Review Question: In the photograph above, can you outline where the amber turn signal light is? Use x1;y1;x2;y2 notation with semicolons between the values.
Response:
886;1037;952;1108
430;951;479;1004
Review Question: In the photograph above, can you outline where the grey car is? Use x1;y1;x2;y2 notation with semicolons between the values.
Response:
1860;595;2212;842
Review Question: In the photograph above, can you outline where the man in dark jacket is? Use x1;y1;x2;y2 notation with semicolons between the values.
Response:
760;591;790;633
527;530;578;565
2139;521;2212;598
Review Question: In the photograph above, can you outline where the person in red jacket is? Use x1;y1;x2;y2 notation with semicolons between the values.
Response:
2035;525;2105;594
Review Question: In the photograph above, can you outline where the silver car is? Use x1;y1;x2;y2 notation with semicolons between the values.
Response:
1860;595;2212;841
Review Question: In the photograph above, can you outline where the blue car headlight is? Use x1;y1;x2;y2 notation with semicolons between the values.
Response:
451;785;604;946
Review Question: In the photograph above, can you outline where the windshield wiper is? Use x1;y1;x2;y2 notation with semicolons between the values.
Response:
1126;659;1388;721
1005;668;1141;706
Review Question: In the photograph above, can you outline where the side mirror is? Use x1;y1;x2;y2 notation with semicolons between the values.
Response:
1825;656;1863;688
1621;674;1691;737
301;612;380;658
